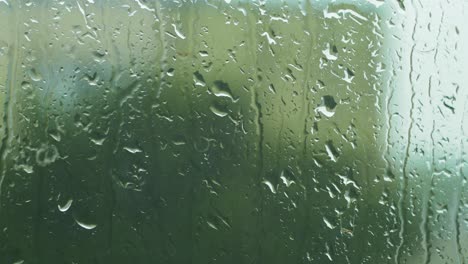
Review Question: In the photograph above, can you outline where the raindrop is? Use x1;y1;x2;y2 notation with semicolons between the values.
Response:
48;129;61;142
262;180;276;194
58;199;73;213
171;24;186;39
207;221;218;230
315;95;337;117
167;68;175;77
209;104;229;117
90;136;106;146
323;217;335;229
280;169;295;187
123;147;142;154
322;43;338;61
74;218;97;230
28;68;42;82
210;80;237;102
325;140;340;162
193;71;206;87
36;144;59;167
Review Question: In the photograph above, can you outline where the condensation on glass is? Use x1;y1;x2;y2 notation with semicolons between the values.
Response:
0;0;467;263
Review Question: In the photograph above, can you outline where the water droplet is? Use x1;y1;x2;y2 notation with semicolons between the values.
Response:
167;68;175;77
48;129;61;142
36;144;59;167
22;165;34;174
58;199;73;213
315;95;337;117
325;140;339;162
0;0;10;7
209;104;228;117
261;32;276;45
207;221;218;230
123;147;142;154
323;217;335;229
193;71;206;87
322;43;338;61
90;137;106;146
20;81;31;90
210;80;237;102
280;169;295;187
133;0;155;12
171;24;186;39
262;180;276;194
343;68;355;83
28;68;42;82
74;219;97;230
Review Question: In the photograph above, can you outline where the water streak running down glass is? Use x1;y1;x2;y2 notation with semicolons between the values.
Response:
0;0;467;263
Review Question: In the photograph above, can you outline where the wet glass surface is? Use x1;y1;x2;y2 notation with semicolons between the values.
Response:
0;0;467;263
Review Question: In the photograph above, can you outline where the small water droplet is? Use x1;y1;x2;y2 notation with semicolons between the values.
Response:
262;180;276;194
58;199;73;213
207;221;218;230
75;219;97;230
323;217;335;229
343;68;355;83
210;80;237;102
325;140;339;162
24;166;34;174
167;68;175;77
322;43;338;61
123;147;142;154
209;104;228;117
36;144;59;167
90;137;106;146
21;81;31;90
48;129;61;142
280;169;295;187
28;68;42;82
315;95;337;118
172;24;186;39
193;71;206;87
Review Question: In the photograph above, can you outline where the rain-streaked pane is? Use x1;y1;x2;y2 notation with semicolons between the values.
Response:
0;0;467;263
